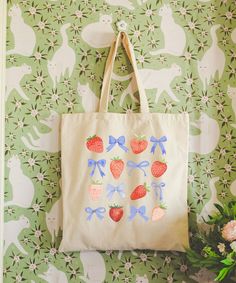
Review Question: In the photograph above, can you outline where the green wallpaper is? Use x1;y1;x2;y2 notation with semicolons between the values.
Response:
4;0;236;282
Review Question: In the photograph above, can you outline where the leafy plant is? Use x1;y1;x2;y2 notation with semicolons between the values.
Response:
186;201;236;282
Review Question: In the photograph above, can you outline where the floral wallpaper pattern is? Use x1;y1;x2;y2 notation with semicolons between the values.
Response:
4;0;236;282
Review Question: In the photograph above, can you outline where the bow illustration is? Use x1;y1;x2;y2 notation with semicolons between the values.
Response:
150;136;167;155
106;136;128;152
88;159;106;177
85;207;106;221
106;183;125;200
128;205;149;222
151;181;165;201
127;160;150;176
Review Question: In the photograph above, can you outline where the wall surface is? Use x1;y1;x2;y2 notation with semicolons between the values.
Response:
3;0;236;282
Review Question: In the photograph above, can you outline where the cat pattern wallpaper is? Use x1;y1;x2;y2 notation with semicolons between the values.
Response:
4;0;236;282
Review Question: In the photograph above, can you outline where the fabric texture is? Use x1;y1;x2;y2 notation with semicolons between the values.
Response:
59;32;189;252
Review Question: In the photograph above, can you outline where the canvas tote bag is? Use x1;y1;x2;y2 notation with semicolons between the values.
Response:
59;31;189;252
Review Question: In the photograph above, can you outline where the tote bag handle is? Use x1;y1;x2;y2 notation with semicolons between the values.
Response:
99;31;149;113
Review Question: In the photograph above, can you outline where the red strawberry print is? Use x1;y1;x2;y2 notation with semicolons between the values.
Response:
151;160;167;178
109;205;124;222
130;135;148;154
86;135;103;153
110;157;124;179
130;183;149;200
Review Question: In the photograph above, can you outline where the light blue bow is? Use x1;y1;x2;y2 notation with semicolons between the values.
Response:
106;183;125;200
127;160;150;176
85;207;106;221
88;159;106;177
106;135;128;152
150;136;167;155
128;205;149;222
151;181;165;201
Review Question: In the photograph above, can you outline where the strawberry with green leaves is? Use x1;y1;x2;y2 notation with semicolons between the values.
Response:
130;134;148;154
86;135;103;153
130;183;149;200
151;204;166;221
110;157;124;179
109;205;124;222
151;159;167;178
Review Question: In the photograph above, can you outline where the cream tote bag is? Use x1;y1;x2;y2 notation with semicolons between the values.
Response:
59;31;189;252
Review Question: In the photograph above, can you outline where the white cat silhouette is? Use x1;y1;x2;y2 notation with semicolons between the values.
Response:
112;64;181;105
197;24;225;90
4;215;30;255
197;177;222;230
7;4;36;56
230;179;236;196
196;177;221;236
136;274;149;283
6;64;32;101
232;28;236;44
105;0;134;10
227;85;236;128
47;23;76;89
189;112;220;154
81;14;115;48
21;110;60;153
38;264;68;283
111;72;139;106
80;251;106;283
46;196;62;243
5;155;35;208
150;4;186;56
77;82;99;112
141;64;182;103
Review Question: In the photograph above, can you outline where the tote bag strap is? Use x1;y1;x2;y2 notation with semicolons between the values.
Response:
99;31;149;113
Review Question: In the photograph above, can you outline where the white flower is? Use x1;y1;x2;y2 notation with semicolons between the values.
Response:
116;20;128;31
230;241;236;252
34;230;42;238
217;243;226;254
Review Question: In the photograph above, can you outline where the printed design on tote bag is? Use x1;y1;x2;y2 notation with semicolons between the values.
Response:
130;183;149;200
106;135;129;152
151;181;165;201
151;205;166;222
110;157;124;179
86;135;104;153
109;205;124;222
85;134;169;223
88;180;103;201
85;207;106;221
151;160;167;178
106;183;125;200
127;160;150;176
130;134;148;154
88;159;106;177
150;136;167;155
128;205;149;222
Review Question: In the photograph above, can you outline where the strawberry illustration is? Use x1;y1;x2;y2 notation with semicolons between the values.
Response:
86;135;103;153
88;180;103;201
109;205;124;222
130;134;148;154
151;160;167;178
130;183;149;200
110;157;124;179
151;205;166;221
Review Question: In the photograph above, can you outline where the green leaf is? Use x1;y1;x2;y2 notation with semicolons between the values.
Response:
221;258;234;266
215;267;231;281
214;203;224;214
